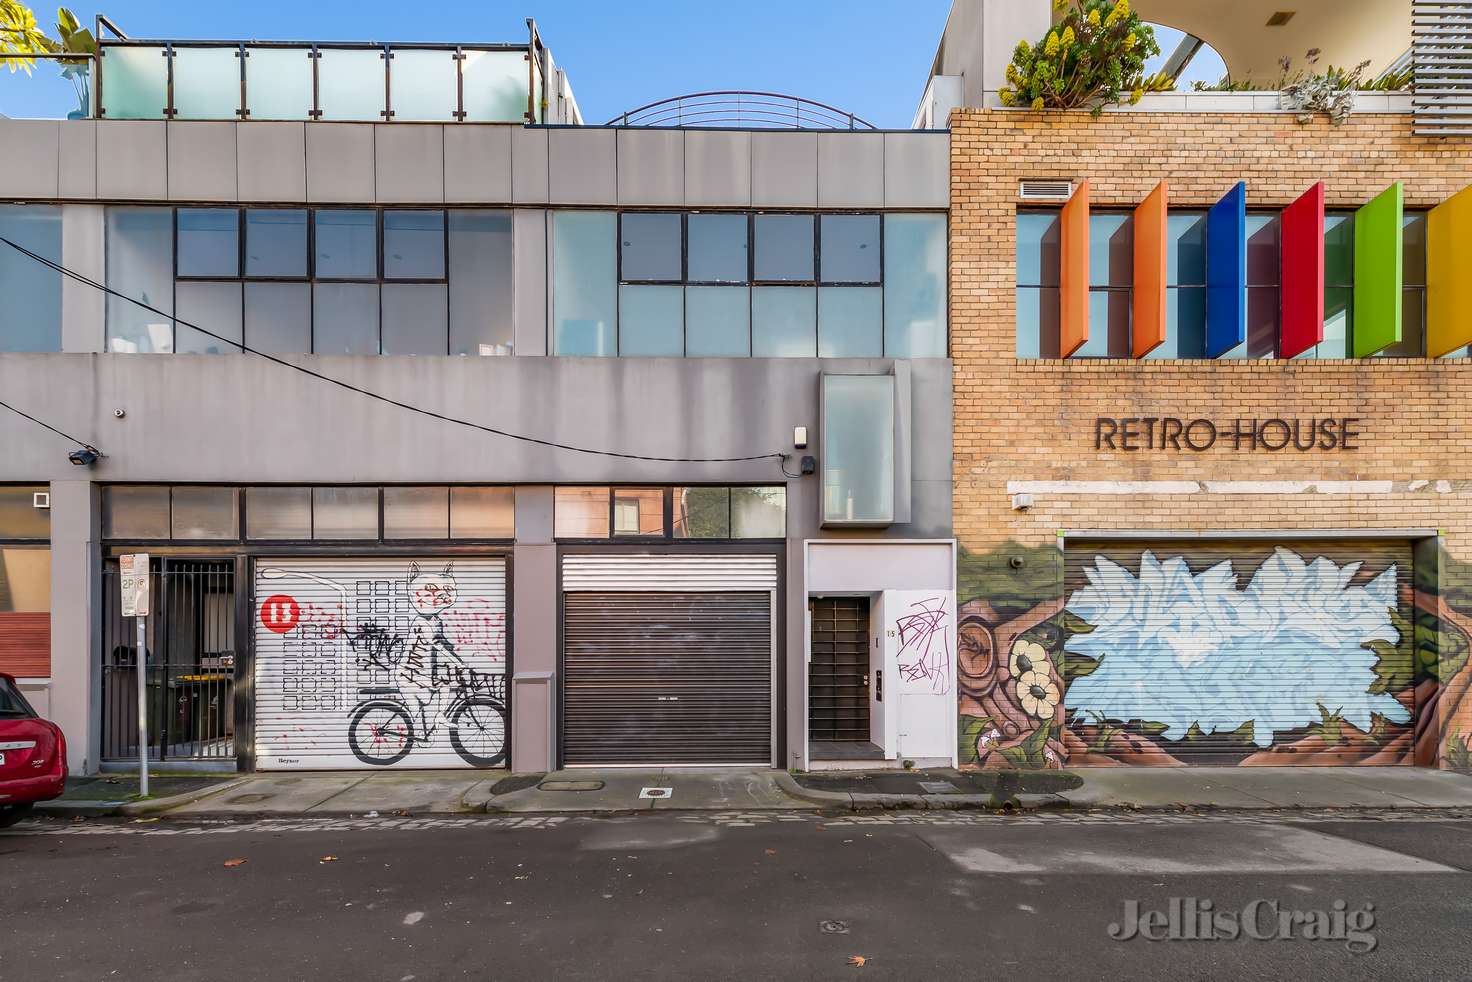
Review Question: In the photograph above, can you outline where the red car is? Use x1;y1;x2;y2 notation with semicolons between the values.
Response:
0;673;67;827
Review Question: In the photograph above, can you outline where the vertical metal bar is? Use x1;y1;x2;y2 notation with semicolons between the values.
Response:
454;48;465;122
163;44;175;119
382;45;393;120
309;46;322;120
238;44;248;119
137;612;148;795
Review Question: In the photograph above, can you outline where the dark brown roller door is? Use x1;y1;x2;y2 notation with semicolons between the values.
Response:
563;592;772;765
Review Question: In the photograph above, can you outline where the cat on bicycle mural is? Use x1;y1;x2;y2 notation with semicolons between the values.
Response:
346;562;508;768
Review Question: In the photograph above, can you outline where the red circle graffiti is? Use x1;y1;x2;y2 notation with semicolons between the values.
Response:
260;594;301;634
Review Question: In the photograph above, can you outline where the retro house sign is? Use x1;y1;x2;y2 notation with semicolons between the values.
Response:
1095;416;1364;452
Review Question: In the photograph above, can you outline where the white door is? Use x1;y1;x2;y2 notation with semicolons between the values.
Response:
883;589;957;763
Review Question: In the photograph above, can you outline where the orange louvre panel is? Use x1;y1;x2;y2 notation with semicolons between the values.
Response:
1060;180;1089;357
1132;181;1168;357
0;612;50;678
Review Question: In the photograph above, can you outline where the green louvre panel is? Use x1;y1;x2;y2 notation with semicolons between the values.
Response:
1352;182;1404;357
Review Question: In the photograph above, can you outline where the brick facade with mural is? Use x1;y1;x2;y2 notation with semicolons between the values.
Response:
950;107;1472;771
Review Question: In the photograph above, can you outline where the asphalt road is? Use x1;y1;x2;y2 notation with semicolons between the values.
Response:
4;810;1472;981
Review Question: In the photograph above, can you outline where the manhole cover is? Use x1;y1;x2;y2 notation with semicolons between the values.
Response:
538;780;605;792
819;920;850;935
639;787;673;799
918;781;959;794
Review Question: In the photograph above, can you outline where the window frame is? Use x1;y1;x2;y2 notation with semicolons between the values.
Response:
552;485;788;543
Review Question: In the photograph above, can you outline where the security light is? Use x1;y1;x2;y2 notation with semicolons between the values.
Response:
68;447;99;467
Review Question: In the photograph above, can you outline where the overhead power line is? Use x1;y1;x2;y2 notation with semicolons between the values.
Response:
0;397;100;453
0;234;791;469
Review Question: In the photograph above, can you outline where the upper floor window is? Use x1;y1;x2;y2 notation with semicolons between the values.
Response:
552;211;946;359
0;206;62;353
552;485;786;540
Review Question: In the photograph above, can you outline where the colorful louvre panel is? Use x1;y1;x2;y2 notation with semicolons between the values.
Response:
1352;182;1403;358
1428;184;1472;358
1132;181;1168;358
1279;182;1326;359
1205;182;1247;358
1060;180;1089;358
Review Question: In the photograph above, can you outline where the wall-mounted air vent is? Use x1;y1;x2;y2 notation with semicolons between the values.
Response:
1019;180;1074;202
32;492;50;509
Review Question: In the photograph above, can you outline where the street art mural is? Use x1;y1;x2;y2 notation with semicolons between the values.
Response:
254;559;508;770
958;541;1472;770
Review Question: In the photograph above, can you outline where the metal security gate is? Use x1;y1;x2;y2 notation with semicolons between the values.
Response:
808;597;870;741
101;559;236;761
561;554;777;766
1062;538;1417;766
253;557;508;770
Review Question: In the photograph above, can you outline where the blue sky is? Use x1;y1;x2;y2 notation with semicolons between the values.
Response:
1;2;1225;124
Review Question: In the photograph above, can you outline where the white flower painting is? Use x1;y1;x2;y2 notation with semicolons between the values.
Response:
1064;548;1410;745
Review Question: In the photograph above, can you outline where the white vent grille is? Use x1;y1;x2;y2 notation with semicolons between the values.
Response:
1019;179;1074;202
1414;0;1472;136
561;554;778;592
32;492;49;509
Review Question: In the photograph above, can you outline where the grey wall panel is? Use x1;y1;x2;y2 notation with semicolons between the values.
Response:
305;124;375;203
885;131;949;209
817;131;884;208
616;129;683;205
547;128;616;205
60;205;105;353
751;132;817;208
166;121;238;201
511;126;549;203
0;120;59;199
514;484;554;543
510;541;557;772
444;125;513;203
57;121;97;199
907;359;954;482
513;209;548;356
375;125;445;203
45;479;99;772
236;122;307;202
96;121;167;200
684;130;751;207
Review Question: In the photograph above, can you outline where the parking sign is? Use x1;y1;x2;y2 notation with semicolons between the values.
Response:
120;553;150;617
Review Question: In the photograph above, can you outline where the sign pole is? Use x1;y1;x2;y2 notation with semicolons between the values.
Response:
120;553;151;798
136;613;148;798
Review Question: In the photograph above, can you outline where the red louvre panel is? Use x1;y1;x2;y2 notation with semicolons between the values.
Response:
0;612;50;678
1280;182;1325;359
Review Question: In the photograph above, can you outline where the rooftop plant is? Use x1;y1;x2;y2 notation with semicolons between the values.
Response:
999;0;1172;115
0;4;94;116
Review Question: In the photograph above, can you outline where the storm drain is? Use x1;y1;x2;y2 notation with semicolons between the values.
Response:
538;780;606;792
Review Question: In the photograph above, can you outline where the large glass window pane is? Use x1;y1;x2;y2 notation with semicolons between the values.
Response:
1221;287;1279;359
554;487;609;538
312;283;380;354
99;45;168;119
384;486;449;539
818;287;883;357
1167;213;1207;286
389;48;457;122
819;214;880;284
0;206;62;352
461;49;529;122
448;211;514;355
672;487;730;539
612;489;665;536
381;284;447;355
316;48;385;120
731;486;786;538
312;487;379;540
821;375;894;525
1301;285;1353;359
174;281;243;354
1325;214;1354;286
245;487;311;539
619;213;682;282
0;548;49;611
1404;212;1428;287
687;213;748;283
685;286;750;356
315;210;378;280
552;212;617;356
244;47;314;120
753;214;814;282
244;283;311;353
171;486;239;539
619;285;683;356
1071;291;1131;358
246;210;308;278
0;487;49;538
450;487;515;538
1145;287;1206;359
102;486;170;539
171;47;241;120
1015;286;1060;358
177;209;239;278
1016;212;1060;287
884;214;947;358
106;208;174;353
1089;214;1132;287
383;211;445;280
752;287;816;357
1246;215;1280;287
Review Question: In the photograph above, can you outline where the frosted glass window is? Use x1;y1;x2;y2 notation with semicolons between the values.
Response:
244;47;314;120
687;214;748;283
312;487;379;540
884;214;947;358
554;487;610;538
177;209;239;278
312;283;379;354
619;286;683;356
752;287;816;357
672;487;729;538
105;207;174;353
732;486;786;538
620;213;682;282
0;206;62;352
820;214;880;284
315;211;378;280
244;283;310;353
383;211;445;280
381;284;447;355
613;489;665;536
0;486;49;539
246;210;308;278
245;487;311;539
821;375;894;526
818;287;882;358
448;211;514;355
754;215;813;281
389;48;457;122
171;486;239;540
462;49;529;122
384;486;449;539
174;281;243;354
103;486;171;539
171;47;241;120
553;212;617;356
317;48;385;120
450;487;515;538
0;549;49;611
685;287;750;357
99;45;167;119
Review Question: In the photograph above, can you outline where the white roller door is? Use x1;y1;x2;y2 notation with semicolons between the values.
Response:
254;557;508;770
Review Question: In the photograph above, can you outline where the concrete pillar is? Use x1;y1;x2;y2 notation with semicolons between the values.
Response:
61;204;105;353
47;479;99;773
510;485;557;772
